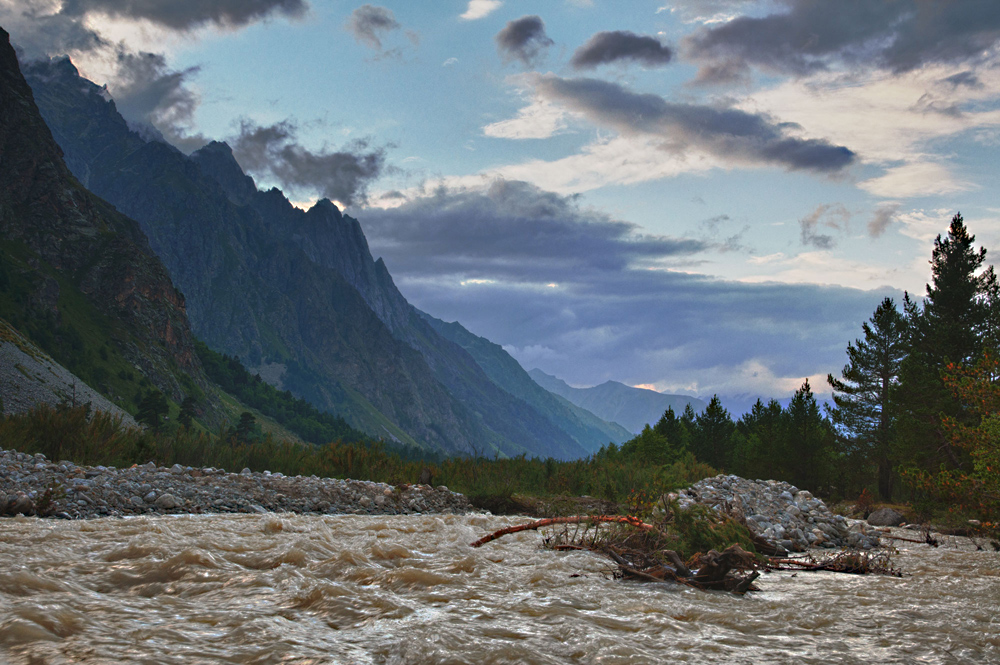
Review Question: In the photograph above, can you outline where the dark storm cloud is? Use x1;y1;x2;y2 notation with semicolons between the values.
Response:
2;4;106;58
359;184;893;398
110;50;207;150
59;0;307;31
495;15;553;67
689;58;750;87
942;71;983;90
685;0;1000;82
799;203;849;249
4;0;306;57
362;180;705;283
346;4;400;51
534;75;855;173
570;31;673;70
230;120;386;206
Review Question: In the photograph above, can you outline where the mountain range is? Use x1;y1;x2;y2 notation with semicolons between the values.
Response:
528;369;706;434
11;45;667;459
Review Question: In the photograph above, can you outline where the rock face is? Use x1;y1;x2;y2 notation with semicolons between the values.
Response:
867;507;905;527
667;475;882;552
0;318;136;424
0;447;471;519
0;28;209;406
23;58;609;459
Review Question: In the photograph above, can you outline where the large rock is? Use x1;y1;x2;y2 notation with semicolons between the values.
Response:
867;507;905;527
664;474;883;551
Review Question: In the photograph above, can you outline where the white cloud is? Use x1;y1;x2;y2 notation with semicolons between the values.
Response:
858;162;975;199
896;207;972;243
442;57;458;66
654;359;827;400
735;250;925;293
491;135;721;194
744;63;1000;197
483;99;569;139
459;0;502;21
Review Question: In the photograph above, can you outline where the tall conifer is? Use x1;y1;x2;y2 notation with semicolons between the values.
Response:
828;297;907;499
896;214;999;472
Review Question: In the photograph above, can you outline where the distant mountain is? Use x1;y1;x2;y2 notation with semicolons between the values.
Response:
0;28;213;419
23;56;593;459
707;394;801;419
422;315;633;452
528;369;706;434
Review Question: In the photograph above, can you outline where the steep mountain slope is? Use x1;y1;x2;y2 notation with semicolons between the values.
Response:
0;28;210;416
528;369;707;434
191;142;591;460
24;57;590;459
422;314;632;451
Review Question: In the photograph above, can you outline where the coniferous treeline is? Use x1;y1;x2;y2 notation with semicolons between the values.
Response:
608;213;999;520
599;381;837;496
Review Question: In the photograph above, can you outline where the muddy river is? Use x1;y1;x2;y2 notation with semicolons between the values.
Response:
0;513;997;664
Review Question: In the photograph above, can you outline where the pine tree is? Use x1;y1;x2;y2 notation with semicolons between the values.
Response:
690;395;734;470
730;398;784;480
896;213;999;472
653;406;691;457
177;396;197;429
782;379;833;492
136;390;168;431
827;297;908;500
234;411;258;444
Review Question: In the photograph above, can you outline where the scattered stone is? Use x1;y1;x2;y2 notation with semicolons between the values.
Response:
0;447;471;519
867;507;906;527
154;493;180;509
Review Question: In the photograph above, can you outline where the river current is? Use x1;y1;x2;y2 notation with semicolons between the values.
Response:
0;513;997;664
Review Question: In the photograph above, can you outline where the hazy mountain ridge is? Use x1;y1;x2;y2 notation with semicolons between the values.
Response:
528;369;706;434
23;56;603;459
422;314;632;452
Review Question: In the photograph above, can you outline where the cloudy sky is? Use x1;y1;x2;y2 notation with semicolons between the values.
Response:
6;0;1000;408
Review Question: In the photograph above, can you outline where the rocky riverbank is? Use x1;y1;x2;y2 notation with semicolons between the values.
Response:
666;474;883;551
0;448;471;519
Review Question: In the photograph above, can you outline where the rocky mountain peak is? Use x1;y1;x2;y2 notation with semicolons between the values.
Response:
309;198;344;219
190;141;258;206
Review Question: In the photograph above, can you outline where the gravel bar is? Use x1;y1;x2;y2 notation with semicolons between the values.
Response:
0;448;471;519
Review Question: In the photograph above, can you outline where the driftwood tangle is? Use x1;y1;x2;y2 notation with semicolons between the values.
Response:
471;514;900;594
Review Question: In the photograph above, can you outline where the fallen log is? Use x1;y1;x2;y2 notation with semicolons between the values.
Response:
768;549;902;576
878;531;938;547
469;515;655;548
